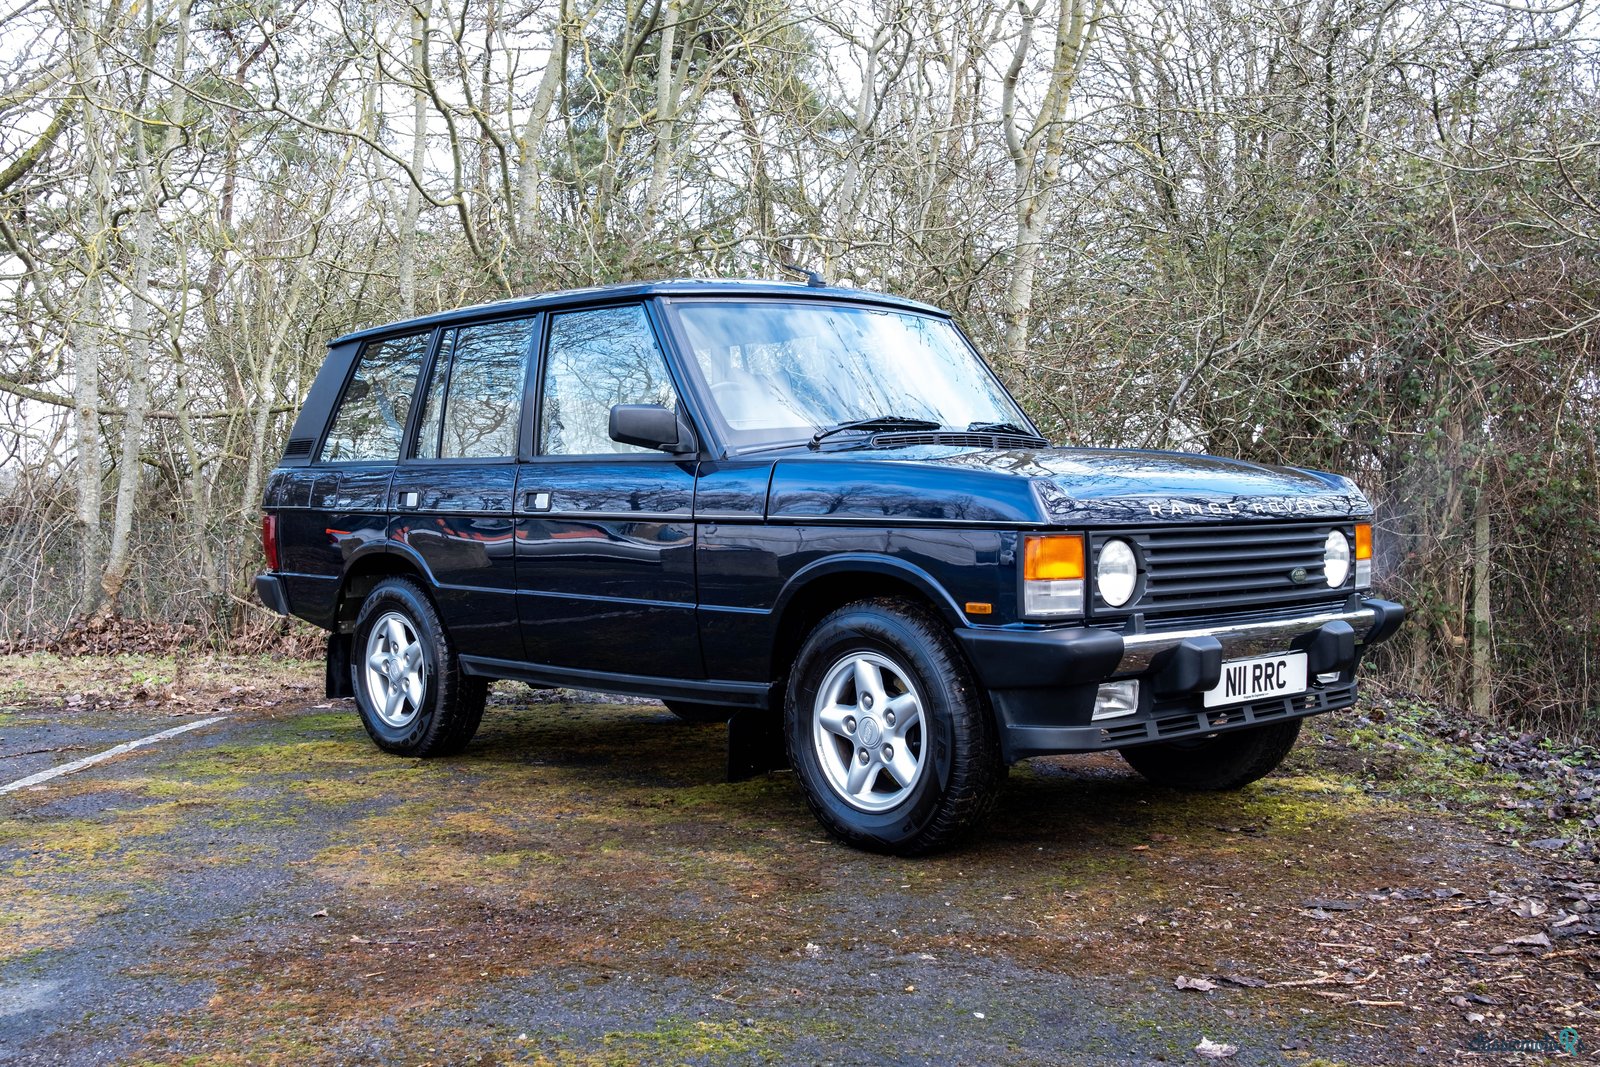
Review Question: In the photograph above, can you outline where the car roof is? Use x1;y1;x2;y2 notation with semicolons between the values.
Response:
330;278;949;346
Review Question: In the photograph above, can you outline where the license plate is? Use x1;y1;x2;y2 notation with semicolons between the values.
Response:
1203;652;1308;708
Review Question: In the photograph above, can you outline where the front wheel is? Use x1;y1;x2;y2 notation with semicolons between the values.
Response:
351;577;486;757
784;598;1003;855
1119;719;1302;791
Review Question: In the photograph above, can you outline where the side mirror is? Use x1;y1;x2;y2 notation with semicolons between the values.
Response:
608;404;697;454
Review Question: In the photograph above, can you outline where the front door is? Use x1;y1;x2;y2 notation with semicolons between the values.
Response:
514;304;703;680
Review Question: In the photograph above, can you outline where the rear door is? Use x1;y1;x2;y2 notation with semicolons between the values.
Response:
514;303;703;679
281;330;432;625
389;316;536;662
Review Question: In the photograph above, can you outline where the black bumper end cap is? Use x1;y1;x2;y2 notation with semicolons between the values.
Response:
1360;598;1406;646
955;625;1125;690
254;574;290;616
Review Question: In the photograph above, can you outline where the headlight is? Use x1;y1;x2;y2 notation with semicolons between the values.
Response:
1324;530;1351;587
1022;534;1084;617
1096;539;1138;607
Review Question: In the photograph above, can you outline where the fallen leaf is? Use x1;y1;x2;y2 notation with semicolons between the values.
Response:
1512;898;1548;918
1195;1037;1237;1059
1505;932;1552;949
310;908;329;919
1176;976;1217;992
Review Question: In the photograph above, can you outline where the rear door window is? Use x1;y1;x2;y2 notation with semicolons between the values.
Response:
413;317;535;459
320;332;431;462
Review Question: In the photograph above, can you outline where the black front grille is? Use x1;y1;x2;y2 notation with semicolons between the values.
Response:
1092;521;1353;618
869;431;1047;450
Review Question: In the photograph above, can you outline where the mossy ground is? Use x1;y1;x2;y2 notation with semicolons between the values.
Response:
2;655;1596;1064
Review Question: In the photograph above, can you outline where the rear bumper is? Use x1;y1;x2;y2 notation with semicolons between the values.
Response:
955;597;1405;762
254;574;291;616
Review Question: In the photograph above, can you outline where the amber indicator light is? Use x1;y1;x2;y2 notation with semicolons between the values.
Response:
965;602;993;615
1023;535;1085;581
1354;523;1373;561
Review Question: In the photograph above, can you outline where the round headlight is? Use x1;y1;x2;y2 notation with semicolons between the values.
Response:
1324;530;1351;587
1096;539;1138;606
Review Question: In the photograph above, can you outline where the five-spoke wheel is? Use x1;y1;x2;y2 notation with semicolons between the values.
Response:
351;577;486;756
364;611;426;728
811;651;927;813
785;598;1003;855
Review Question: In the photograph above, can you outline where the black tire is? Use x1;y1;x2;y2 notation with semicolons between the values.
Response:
784;598;1004;855
350;577;487;757
1119;719;1302;791
663;700;734;724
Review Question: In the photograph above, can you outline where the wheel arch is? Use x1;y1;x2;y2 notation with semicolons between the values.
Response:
768;555;968;686
334;545;435;634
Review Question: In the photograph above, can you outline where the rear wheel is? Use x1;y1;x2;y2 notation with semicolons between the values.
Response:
351;577;486;757
1119;719;1302;791
784;598;1003;855
663;700;734;724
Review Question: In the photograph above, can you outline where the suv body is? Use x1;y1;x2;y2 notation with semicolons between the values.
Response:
257;279;1404;853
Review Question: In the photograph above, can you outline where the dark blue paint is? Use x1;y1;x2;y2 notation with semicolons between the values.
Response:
258;280;1403;761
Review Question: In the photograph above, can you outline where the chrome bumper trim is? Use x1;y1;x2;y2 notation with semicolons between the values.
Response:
1116;606;1378;674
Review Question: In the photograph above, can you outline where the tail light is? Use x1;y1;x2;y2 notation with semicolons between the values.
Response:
262;514;280;571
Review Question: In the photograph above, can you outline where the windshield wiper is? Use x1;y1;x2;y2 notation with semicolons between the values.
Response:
967;421;1047;441
809;416;942;449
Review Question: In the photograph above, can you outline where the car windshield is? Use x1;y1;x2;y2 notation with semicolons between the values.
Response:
667;300;1032;451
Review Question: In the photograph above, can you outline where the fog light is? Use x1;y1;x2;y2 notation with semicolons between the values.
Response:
1316;671;1340;684
1091;680;1140;721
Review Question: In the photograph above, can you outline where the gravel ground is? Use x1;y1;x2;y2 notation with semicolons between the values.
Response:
2;654;1597;1065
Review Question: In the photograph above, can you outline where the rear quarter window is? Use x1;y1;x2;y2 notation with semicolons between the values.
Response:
320;332;432;462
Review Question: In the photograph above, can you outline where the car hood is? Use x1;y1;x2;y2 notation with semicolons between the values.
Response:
765;444;1371;526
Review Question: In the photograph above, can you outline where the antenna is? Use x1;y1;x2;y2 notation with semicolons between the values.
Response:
778;262;829;289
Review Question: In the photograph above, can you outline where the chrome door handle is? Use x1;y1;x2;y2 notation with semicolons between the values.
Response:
521;490;551;511
399;491;419;508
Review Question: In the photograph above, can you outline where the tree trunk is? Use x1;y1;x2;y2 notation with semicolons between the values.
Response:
102;0;192;610
67;10;113;613
398;2;430;317
1470;499;1493;718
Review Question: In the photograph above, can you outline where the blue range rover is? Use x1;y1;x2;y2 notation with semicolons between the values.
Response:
256;279;1404;854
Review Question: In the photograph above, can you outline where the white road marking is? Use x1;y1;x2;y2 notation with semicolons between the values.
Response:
0;716;227;796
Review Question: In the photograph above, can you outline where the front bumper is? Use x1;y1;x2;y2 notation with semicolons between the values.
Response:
955;597;1405;762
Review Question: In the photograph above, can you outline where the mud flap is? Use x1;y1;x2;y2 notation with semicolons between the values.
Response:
326;632;354;699
727;707;789;782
